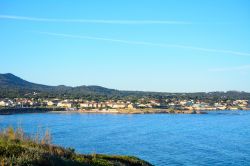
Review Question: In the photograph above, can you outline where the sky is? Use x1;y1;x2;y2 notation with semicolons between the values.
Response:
0;0;250;92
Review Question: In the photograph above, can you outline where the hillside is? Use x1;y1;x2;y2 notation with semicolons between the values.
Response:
0;73;119;98
0;73;250;100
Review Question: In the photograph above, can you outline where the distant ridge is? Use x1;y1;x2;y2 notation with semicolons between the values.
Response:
0;73;119;98
0;73;250;99
0;73;52;89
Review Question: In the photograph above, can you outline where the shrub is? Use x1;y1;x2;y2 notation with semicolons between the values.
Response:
0;127;152;166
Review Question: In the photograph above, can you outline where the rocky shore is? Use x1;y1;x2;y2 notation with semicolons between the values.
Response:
78;108;207;114
0;107;65;115
3;107;249;115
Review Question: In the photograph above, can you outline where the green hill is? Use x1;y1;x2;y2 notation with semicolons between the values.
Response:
0;73;250;100
0;73;119;98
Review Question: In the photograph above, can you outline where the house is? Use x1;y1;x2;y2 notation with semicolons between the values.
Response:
127;104;135;109
112;103;126;109
98;102;107;108
47;100;60;107
57;102;72;108
150;100;161;106
80;102;90;108
0;101;7;107
0;100;13;107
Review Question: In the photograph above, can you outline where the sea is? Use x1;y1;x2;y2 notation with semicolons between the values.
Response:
0;111;250;166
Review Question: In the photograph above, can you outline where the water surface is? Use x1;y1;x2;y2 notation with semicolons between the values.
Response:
1;111;250;166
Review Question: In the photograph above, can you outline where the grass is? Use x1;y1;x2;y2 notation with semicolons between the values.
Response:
0;127;152;166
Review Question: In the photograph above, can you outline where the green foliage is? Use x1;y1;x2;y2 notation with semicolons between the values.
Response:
0;127;152;166
1;73;250;101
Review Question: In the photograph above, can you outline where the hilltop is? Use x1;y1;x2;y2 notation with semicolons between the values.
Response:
0;73;119;98
0;73;250;100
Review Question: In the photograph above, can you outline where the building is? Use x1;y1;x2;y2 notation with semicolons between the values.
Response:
0;101;7;107
57;102;72;108
127;104;135;109
80;102;90;108
47;100;60;107
112;103;126;109
0;100;13;107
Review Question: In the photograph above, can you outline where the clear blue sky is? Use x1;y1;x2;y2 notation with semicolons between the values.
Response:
0;0;250;92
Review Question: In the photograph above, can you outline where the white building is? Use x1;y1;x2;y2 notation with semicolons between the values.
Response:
57;102;72;108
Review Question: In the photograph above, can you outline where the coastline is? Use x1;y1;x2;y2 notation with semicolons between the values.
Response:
0;107;205;115
76;109;207;114
1;107;250;115
0;107;65;115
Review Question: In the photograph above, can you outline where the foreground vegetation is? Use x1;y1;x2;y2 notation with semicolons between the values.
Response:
0;127;152;166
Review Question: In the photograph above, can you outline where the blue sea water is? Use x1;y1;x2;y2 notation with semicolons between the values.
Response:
0;111;250;166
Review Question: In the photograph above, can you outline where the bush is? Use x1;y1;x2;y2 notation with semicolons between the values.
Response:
0;127;152;166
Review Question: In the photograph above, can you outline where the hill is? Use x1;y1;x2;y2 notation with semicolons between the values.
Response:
0;73;119;98
0;73;250;100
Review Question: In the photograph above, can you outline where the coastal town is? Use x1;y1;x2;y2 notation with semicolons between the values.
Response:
1;73;250;114
0;96;250;114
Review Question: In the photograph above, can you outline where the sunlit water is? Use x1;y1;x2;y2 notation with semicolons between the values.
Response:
1;111;250;166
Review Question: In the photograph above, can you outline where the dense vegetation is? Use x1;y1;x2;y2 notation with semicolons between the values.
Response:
1;73;250;101
0;127;152;166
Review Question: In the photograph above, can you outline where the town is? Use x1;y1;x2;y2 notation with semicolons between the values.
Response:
0;96;250;114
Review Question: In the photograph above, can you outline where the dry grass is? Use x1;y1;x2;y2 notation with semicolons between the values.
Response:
0;127;152;166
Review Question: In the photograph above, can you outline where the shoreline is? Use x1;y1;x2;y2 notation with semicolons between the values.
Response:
1;107;249;115
0;107;65;115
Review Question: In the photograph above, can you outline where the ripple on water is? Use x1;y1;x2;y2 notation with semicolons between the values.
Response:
0;111;250;166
